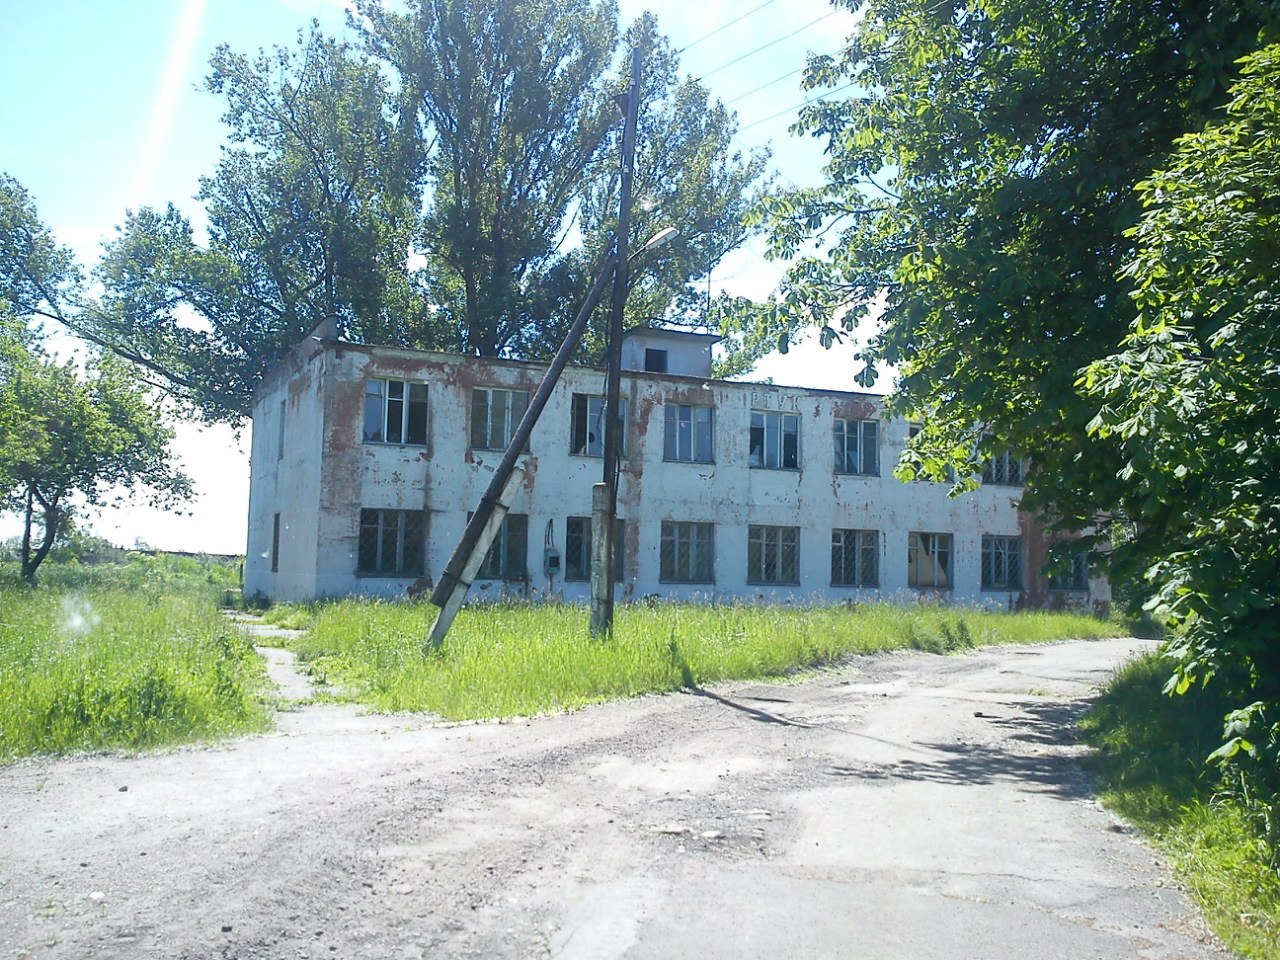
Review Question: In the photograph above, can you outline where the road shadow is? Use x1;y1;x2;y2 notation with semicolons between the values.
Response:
669;638;810;728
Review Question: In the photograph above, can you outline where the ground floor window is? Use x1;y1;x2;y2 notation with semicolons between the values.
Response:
748;524;800;585
831;528;878;587
1050;553;1089;591
564;516;624;581
660;521;714;583
981;535;1022;589
357;509;426;576
477;512;528;582
908;531;953;589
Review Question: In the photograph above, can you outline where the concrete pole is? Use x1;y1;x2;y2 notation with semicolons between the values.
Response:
593;46;642;638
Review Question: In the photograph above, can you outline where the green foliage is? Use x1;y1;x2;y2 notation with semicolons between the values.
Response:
747;0;1280;520
1081;654;1280;957
0;586;269;762
270;599;1119;720
1082;42;1280;858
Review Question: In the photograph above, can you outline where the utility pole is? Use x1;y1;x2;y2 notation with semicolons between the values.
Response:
591;46;641;638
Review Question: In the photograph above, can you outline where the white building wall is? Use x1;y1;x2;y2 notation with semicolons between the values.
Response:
243;337;1103;610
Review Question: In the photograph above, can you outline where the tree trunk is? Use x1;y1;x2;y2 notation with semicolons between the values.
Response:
20;488;60;583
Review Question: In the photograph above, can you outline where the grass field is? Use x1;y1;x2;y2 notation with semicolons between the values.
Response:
1080;654;1280;959
265;599;1124;720
0;574;269;763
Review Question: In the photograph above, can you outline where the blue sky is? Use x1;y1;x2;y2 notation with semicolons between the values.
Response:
0;0;868;553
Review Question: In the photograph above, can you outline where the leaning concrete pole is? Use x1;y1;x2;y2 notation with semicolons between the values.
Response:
591;46;642;638
424;252;619;653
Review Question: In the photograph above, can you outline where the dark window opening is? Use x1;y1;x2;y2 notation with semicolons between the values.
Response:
357;508;426;577
644;348;668;373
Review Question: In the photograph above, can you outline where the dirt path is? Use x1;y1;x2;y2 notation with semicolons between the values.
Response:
0;637;1227;959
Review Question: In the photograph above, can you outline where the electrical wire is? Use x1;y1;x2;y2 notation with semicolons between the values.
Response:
723;64;807;107
675;0;781;55
738;81;860;133
692;11;839;83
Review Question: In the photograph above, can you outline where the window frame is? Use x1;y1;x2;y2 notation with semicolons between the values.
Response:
475;512;529;582
747;524;800;585
356;508;426;578
831;528;878;587
363;377;428;446
1049;553;1089;591
908;531;954;589
750;410;801;470
470;386;531;452
663;403;715;463
833;418;879;476
570;393;627;458
982;450;1025;486
981;535;1023;590
564;516;625;582
659;520;715;583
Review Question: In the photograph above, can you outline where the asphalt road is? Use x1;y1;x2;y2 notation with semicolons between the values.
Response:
0;635;1227;959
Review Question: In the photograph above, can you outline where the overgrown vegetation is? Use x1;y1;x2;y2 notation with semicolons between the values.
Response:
266;599;1120;720
0;551;266;763
1082;654;1280;959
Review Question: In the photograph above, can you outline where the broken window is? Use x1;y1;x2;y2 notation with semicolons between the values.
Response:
747;524;800;584
659;521;714;583
1050;553;1089;591
363;378;428;445
982;450;1024;486
908;531;953;589
750;410;800;469
663;403;714;463
981;535;1022;589
570;394;627;457
357;508;426;577
833;418;879;476
475;512;528;581
470;387;530;451
645;348;668;372
564;516;625;581
831;528;878;587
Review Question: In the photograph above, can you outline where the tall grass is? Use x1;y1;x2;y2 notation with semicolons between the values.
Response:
0;586;270;762
1080;654;1280;959
278;600;1122;720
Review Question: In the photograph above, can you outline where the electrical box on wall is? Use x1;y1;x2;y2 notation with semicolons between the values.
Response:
544;547;561;576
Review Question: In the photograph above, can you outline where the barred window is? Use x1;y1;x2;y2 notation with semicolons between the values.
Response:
470;387;530;451
750;410;800;469
564;516;624;581
364;378;428;445
660;521;714;583
981;535;1022;589
748;524;800;585
1050;553;1089;591
570;394;627;457
831;528;878;587
663;404;714;463
475;512;528;581
833;418;879;475
982;451;1024;486
357;509;426;577
908;531;953;589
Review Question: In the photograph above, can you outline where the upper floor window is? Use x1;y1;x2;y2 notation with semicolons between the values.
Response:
645;348;668;373
748;524;800;584
570;394;627;457
663;403;714;463
981;535;1022;589
364;378;427;445
471;387;530;451
831;528;878;587
750;411;800;470
357;508;426;577
908;531;953;589
982;450;1024;486
834;418;878;476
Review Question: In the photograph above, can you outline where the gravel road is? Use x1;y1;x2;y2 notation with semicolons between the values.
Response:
0;635;1227;959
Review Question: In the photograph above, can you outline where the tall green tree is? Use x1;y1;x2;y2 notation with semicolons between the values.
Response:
751;0;1280;530
1082;43;1280;855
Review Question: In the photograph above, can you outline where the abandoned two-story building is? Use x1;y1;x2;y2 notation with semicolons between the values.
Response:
243;326;1107;609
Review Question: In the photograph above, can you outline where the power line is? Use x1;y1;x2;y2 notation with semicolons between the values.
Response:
723;64;806;107
738;81;859;133
693;11;839;84
676;0;781;55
